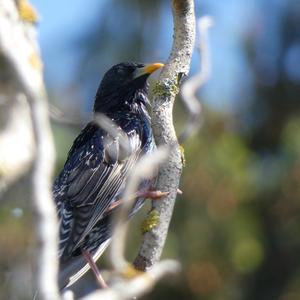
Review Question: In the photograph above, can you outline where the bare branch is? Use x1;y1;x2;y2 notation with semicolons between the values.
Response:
179;16;214;143
30;91;60;300
110;147;169;272
94;113;130;156
49;103;89;128
79;260;180;300
0;0;36;195
134;0;196;271
0;1;60;299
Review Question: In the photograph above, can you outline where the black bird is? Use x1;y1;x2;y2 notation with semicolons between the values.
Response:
53;62;164;289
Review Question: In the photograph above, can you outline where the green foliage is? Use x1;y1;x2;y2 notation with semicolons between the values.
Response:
161;108;300;300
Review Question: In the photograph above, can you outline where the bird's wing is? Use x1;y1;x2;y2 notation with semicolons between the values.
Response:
53;123;142;259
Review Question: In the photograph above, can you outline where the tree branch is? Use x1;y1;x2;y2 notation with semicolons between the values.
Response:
110;147;169;272
134;0;196;271
0;1;60;299
179;16;213;143
77;260;180;300
30;91;60;300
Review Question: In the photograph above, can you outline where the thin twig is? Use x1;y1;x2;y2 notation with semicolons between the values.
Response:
110;146;169;272
49;103;89;128
179;16;214;143
80;260;180;300
94;113;130;155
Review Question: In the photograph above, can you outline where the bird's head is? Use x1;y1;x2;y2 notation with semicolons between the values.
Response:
94;62;164;113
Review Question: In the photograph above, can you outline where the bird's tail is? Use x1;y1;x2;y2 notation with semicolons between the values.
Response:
59;239;111;290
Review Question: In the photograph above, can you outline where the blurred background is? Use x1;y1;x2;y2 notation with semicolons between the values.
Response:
1;0;300;299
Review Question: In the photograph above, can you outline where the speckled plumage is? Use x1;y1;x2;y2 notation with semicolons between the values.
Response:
53;62;159;288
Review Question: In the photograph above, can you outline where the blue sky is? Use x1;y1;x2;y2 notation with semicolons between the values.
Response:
30;0;266;113
32;0;104;87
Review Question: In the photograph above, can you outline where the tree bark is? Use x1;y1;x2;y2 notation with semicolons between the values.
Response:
134;0;195;270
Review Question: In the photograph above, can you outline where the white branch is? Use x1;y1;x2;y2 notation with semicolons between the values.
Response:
30;90;60;300
110;147;169;272
49;103;89;128
0;1;60;299
179;16;214;142
94;113;130;156
80;260;180;300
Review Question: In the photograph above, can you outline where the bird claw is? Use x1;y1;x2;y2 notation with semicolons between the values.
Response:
106;188;182;215
137;188;182;199
136;190;169;200
105;190;168;215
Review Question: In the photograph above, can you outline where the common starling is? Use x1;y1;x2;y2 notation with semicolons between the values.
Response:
53;62;164;289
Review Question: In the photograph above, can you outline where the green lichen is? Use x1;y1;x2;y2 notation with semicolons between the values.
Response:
179;145;186;167
153;79;179;98
141;209;160;234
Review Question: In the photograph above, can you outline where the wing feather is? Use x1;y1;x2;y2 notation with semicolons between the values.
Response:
54;123;142;259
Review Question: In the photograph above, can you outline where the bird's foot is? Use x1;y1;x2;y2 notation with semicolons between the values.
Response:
105;190;169;215
82;249;108;289
137;188;182;199
141;209;160;234
136;190;169;200
105;188;182;215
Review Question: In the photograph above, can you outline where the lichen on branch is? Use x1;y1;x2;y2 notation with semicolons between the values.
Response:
134;0;196;271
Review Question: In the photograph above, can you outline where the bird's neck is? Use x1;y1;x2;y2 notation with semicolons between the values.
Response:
94;88;150;117
103;101;150;124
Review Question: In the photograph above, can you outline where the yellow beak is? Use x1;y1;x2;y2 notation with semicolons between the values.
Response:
143;63;164;74
134;63;164;78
